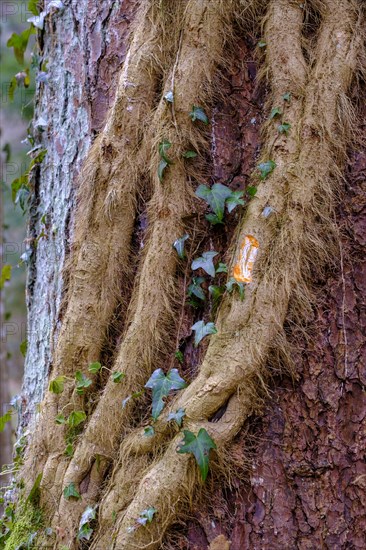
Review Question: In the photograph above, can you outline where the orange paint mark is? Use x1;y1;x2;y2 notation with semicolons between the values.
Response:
233;235;259;283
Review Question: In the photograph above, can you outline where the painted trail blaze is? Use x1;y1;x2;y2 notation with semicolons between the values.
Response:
233;235;259;283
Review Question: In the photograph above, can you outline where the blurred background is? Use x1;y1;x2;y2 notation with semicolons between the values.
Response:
1;1;35;476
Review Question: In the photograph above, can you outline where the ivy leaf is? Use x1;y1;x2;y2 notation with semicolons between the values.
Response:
208;285;224;305
144;426;155;437
55;414;66;425
0;411;12;433
177;428;216;481
191;251;218;277
282;92;291;102
88;362;102;374
49;375;65;394
258;40;267;48
278;122;291;135
191;320;217;347
205;213;222;225
246;185;257;197
158;159;168;182
188;277;206;301
7;27;36;65
137;507;157;526
226;277;245;300
79;506;96;527
20;339;28;357
77;524;93;541
112;372;125;383
173;234;189;259
167;408;186;427
63;482;81;501
28;0;39;15
67;410;86;428
75;371;92;395
159;140;172;164
11;174;28;203
15;186;31;214
164;90;174;103
257;160;276;180
26;473;42;504
64;443;74;457
0;265;12;290
216;262;228;274
183;150;197;158
145;368;187;421
269;107;282;119
226;190;245;213
175;350;184;364
195;183;232;223
189;105;209;125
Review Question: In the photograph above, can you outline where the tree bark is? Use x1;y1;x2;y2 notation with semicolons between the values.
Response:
20;1;366;548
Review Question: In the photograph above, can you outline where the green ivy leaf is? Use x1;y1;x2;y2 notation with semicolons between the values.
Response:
145;369;187;421
11;174;28;203
137;507;157;526
7;26;36;65
167;408;186;427
88;362;102;374
67;410;86;428
175;350;184;364
77;505;96;540
226;190;245;213
78;524;93;541
183;150;197;158
269;107;282;119
15;186;31;214
278;122;291;135
49;375;65;394
191;320;217;347
191;251;218;277
177;428;216;481
112;371;125;383
0;411;12;433
173;234;189;259
28;0;39;15
63;482;81;501
226;277;245;300
75;371;92;395
0;265;12;290
208;285;224;305
282;92;291;102
158;159;168;182
159;140;173;164
20;339;28;357
195;183;232;223
189;105;209;125
65;443;74;457
164;90;174;103
55;414;66;425
216;262;228;274
257;160;276;180
246;185;257;197
188;277;206;301
144;426;155;437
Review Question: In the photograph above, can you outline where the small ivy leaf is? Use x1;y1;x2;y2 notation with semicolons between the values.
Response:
269;107;282;119
258;40;267;48
11;174;28;203
0;411;12;433
175;350;184;364
173;234;189;259
205;213;223;225
257;160;276;180
164;90;174;103
191;251;218;277
15;186;31;214
195;183;232;222
158;140;173;164
278;122;291;135
64;482;81;501
188;277;206;301
28;0;39;15
246;185;257;197
7;27;36;65
88;361;102;374
226;190;245;213
77;524;93;541
78;505;97;540
112;371;125;383
0;265;12;290
145;369;187;421
26;473;42;504
183;150;197;158
177;428;216;481
191;320;217;347
226;277;245;300
75;371;92;394
144;426;155;437
49;375;66;394
208;285;224;305
137;507;157;526
67;410;87;428
158;159;168;182
55;414;66;425
167;408;186;427
216;262;228;274
189;105;209;125
65;443;74;457
282;92;291;102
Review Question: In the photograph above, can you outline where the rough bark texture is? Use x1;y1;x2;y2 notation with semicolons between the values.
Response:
22;1;365;548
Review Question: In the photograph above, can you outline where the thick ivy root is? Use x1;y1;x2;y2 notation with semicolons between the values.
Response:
49;0;246;545
22;0;174;510
90;1;362;548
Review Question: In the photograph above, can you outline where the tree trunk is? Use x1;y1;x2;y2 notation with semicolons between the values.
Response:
8;1;366;549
